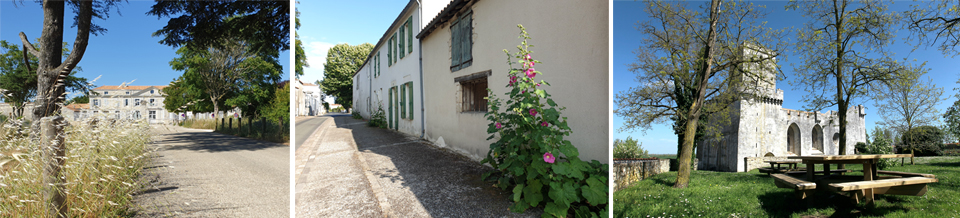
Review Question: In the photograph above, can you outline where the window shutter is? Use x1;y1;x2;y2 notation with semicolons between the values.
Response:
399;27;405;59
408;82;414;119
407;16;413;54
400;84;406;119
462;13;472;67
388;39;393;67
451;19;461;70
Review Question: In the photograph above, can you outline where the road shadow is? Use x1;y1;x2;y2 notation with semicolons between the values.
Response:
338;116;541;217
155;131;284;152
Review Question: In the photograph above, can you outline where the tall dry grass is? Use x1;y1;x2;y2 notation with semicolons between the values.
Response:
0;117;152;217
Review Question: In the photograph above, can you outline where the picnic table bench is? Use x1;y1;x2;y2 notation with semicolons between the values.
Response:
759;160;802;175
769;154;937;204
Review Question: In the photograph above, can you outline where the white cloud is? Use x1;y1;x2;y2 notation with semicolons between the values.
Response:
300;40;337;84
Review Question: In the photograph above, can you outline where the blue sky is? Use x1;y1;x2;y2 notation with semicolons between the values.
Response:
0;1;290;101
296;0;408;86
613;0;960;154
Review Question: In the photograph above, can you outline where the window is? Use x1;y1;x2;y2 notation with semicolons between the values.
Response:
388;35;394;67
375;51;381;77
150;99;155;106
400;84;406;119
93;99;100;106
399;82;414;120
135;99;141;106
104;91;109;95
115;111;120;119
407;16;413;54
134;111;141;119
399;24;406;59
451;11;473;71
125;91;130;95
149;111;157;119
455;70;490;112
150;90;155;94
125;99;129;106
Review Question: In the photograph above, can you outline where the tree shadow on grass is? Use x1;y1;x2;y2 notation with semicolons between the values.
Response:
928;162;960;167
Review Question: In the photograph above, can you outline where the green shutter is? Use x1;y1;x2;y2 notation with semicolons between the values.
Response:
408;82;414;119
462;13;472;68
393;33;398;63
400;84;406;119
388;88;394;128
407;16;413;54
388;39;393;67
451;20;461;70
399;27;406;59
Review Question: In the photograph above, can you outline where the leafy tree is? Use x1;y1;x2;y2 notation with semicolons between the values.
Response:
163;72;215;114
944;100;960;143
64;94;89;105
613;137;648;159
901;125;945;158
614;0;787;188
905;0;960;56
873;66;945;135
321;43;372;110
263;83;290;123
168;40;281;118
295;1;308;77
16;0;120;119
148;0;289;56
786;0;911;156
0;40;90;118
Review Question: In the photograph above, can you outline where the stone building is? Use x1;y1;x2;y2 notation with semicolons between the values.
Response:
81;85;177;124
696;48;867;172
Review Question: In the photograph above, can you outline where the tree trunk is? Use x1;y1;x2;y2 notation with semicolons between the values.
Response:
211;96;220;119
675;0;720;189
26;0;93;119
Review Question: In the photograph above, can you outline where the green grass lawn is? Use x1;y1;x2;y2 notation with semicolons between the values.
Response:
614;157;960;217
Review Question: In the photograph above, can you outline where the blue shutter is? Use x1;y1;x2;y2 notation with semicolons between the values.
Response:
451;19;461;70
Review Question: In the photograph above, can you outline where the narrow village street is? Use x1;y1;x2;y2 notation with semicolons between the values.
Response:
133;125;289;217
295;114;541;217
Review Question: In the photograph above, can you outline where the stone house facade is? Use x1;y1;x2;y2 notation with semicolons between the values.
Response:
695;48;867;172
81;85;176;124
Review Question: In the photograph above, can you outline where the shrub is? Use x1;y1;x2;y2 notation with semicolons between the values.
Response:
482;25;607;218
859;134;895;170
613;137;648;159
368;103;387;128
900;126;945;156
352;111;363;119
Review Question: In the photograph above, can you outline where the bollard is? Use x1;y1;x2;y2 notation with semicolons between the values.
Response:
41;116;67;218
261;117;266;136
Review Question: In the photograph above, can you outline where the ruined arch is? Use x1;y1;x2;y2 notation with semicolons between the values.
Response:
787;123;801;155
812;125;824;152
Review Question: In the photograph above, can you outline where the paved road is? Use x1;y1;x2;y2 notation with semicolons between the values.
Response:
295;116;329;150
134;125;289;217
295;115;539;217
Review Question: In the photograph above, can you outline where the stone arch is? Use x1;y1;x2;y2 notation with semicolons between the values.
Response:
812;125;824;152
787;123;801;155
833;133;840;146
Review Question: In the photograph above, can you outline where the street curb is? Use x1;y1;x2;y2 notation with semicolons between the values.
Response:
295;118;330;178
356;151;395;218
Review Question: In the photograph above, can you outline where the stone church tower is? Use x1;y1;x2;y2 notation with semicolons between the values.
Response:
695;46;867;172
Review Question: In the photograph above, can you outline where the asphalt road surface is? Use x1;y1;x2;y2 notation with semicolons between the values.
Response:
134;125;289;217
295;116;330;150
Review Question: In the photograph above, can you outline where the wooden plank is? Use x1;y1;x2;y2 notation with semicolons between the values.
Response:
784;169;850;175
802;159;869;164
765;160;801;164
877;170;936;178
772;174;816;190
873;184;928;196
788;154;912;161
829;177;938;191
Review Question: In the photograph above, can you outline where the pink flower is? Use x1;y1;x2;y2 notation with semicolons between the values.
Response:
543;152;555;163
529;61;535;67
536;83;541;87
529;108;538;116
496;122;502;129
521;90;526;94
525;68;536;78
541;121;549;127
525;54;532;60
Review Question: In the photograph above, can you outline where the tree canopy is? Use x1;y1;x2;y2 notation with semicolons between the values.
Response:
905;0;960;56
0;40;90;118
148;0;290;57
786;0;914;154
873;66;945;135
615;0;787;188
295;1;308;77
321;43;373;110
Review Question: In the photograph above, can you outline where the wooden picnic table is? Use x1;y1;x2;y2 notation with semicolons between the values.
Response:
780;154;937;204
765;160;801;170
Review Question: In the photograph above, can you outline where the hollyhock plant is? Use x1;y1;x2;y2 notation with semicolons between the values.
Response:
543;152;555;163
482;24;608;217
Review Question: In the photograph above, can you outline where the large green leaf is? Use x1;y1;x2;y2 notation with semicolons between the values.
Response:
543;202;568;218
581;176;607;206
512;184;525;202
523;179;544;207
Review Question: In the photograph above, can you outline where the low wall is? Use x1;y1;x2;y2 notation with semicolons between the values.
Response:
669;158;699;171
743;156;791;172
613;159;670;191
